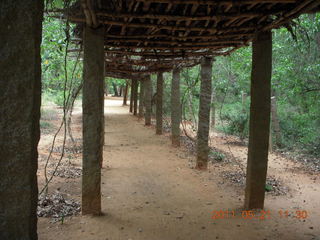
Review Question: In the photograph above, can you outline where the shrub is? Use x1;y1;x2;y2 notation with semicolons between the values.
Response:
217;102;249;139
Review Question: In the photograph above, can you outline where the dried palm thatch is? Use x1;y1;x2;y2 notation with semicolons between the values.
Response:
57;0;320;79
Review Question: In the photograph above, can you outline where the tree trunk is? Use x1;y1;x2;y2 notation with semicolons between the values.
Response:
129;81;133;113
139;80;145;118
133;79;139;115
82;26;105;215
271;96;282;148
156;72;164;134
123;82;128;105
196;57;213;170
171;69;181;146
244;30;272;210
145;76;152;125
0;1;43;238
112;82;119;96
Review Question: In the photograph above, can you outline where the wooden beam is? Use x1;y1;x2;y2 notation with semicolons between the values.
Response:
104;43;244;50
105;38;245;46
70;17;258;34
96;11;280;21
105;32;254;41
134;0;296;4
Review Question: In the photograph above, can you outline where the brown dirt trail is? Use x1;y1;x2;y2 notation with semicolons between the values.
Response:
38;98;320;240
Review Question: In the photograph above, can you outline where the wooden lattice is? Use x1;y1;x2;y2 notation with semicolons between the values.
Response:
63;0;320;79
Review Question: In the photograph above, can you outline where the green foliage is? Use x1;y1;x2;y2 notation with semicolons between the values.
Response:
106;78;127;96
277;101;320;156
40;120;54;133
41;11;319;160
265;184;273;192
211;13;320;159
53;91;66;107
209;151;225;162
217;102;249;140
41;16;83;107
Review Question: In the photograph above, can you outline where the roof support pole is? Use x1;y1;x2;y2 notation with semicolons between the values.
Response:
171;69;181;147
245;30;272;210
133;79;139;115
145;76;152;125
82;26;105;215
0;1;43;238
156;72;164;135
129;80;134;113
139;80;145;118
123;82;128;106
196;57;213;170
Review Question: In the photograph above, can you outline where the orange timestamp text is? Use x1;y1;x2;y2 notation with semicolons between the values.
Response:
211;209;309;220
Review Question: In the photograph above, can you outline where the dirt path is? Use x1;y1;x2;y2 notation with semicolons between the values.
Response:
38;98;320;240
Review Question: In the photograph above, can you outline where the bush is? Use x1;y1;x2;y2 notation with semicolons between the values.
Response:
209;150;225;161
40;120;54;132
217;102;249;139
53;91;66;107
278;102;320;156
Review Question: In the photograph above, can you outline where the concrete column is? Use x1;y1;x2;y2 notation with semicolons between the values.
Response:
156;72;164;135
196;57;213;170
123;82;128;106
129;80;133;113
82;26;105;215
139;80;145;118
245;30;272;210
133;79;138;115
145;76;152;126
0;1;43;239
171;69;181;146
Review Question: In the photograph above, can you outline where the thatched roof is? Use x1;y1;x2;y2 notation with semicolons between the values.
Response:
65;0;320;79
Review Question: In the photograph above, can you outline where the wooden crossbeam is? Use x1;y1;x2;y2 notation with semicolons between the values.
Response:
104;33;254;41
104;42;244;50
70;17;259;34
105;38;246;46
97;11;279;21
134;0;296;4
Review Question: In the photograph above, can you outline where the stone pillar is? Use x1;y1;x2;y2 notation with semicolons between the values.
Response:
82;26;105;215
145;76;152;126
123;82;128;106
171;69;181;146
133;79;138;115
129;80;133;113
156;72;164;134
244;30;272;210
139;80;145;118
0;1;43;239
196;57;213;170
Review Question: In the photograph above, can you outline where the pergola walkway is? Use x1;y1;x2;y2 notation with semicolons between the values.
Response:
38;98;315;240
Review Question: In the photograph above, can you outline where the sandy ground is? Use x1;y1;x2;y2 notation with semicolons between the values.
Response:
38;97;320;240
